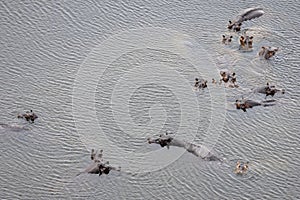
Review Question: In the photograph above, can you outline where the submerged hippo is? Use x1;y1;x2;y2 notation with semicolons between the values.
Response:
222;35;233;45
234;161;249;175
17;110;38;123
228;7;264;30
77;149;121;176
194;78;208;90
220;70;232;83
259;46;279;59
253;83;285;98
148;132;222;161
235;98;276;112
239;35;254;50
219;70;238;87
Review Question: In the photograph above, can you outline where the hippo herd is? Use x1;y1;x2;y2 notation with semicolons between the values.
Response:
225;7;279;59
223;7;285;173
165;7;285;175
197;7;285;113
10;7;286;177
227;8;284;113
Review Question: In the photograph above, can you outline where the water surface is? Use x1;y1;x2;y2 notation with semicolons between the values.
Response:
0;0;299;199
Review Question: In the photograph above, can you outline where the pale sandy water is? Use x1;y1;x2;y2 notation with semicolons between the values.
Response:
0;0;299;199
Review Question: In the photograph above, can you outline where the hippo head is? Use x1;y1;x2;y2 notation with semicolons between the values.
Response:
147;134;173;147
235;100;241;109
32;113;38;120
228;21;234;29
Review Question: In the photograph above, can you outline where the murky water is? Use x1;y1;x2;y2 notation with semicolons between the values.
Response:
0;1;299;199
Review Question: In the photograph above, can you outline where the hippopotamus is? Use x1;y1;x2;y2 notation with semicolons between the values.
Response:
77;149;121;176
194;78;208;90
234;161;249;175
219;70;238;87
259;46;279;59
235;98;276;112
228;7;264;31
222;35;233;45
239;36;246;47
247;36;254;48
148;133;222;161
253;83;285;98
220;69;232;83
239;35;254;50
17;110;38;123
90;148;102;161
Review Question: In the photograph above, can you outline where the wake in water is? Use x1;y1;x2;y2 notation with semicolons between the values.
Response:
147;133;222;161
0;123;30;131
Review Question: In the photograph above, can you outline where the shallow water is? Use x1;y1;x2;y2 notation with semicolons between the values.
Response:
0;0;299;199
